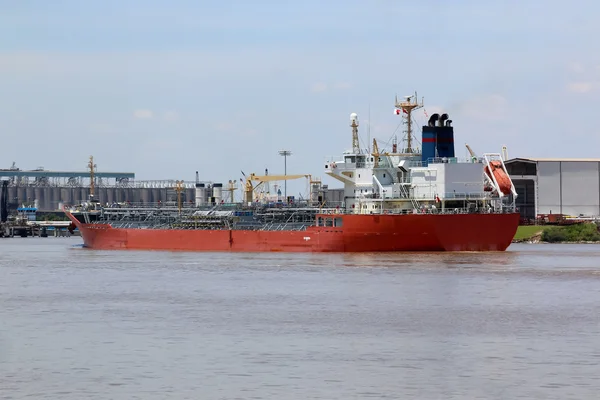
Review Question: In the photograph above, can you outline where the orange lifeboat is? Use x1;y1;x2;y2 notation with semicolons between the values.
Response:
484;161;512;196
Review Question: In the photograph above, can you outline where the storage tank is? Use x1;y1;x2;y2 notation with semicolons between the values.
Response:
141;188;151;204
212;183;223;204
26;187;35;204
79;188;88;203
132;188;141;203
99;187;108;204
61;188;72;206
8;186;17;205
51;187;60;210
107;188;115;205
150;188;159;204
34;187;45;210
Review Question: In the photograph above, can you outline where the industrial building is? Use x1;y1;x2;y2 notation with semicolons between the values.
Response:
505;158;600;219
0;163;343;212
0;165;199;211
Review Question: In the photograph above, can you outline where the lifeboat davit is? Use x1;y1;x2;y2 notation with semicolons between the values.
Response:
484;161;512;196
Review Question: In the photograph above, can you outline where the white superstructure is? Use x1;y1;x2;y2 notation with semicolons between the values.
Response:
324;95;517;214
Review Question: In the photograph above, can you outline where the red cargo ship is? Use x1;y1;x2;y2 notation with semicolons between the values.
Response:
65;94;520;252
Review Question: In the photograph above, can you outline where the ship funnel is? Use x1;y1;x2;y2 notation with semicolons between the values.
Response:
428;113;439;127
195;182;206;207
439;113;449;127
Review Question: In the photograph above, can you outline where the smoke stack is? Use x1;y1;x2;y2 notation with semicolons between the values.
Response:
439;113;448;127
428;113;439;127
195;171;199;184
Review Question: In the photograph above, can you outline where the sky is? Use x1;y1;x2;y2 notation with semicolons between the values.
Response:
1;0;599;198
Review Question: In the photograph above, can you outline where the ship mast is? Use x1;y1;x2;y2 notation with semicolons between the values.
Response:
88;156;97;200
350;113;360;154
394;92;424;154
175;180;184;215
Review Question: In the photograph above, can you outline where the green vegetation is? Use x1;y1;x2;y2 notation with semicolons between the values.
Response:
36;212;69;221
514;225;563;241
514;225;547;241
541;223;600;243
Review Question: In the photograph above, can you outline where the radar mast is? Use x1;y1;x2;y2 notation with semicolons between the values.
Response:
394;92;424;154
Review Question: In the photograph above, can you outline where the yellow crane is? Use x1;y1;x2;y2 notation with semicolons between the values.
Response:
174;180;184;215
372;139;380;168
242;172;311;203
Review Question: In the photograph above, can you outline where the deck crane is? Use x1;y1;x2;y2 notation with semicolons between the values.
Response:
465;143;478;162
242;172;311;203
372;139;380;168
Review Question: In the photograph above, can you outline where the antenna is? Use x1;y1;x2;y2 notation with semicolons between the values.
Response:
367;104;371;154
394;91;424;153
350;113;359;154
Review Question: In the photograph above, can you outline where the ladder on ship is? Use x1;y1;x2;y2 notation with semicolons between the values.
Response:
398;183;420;211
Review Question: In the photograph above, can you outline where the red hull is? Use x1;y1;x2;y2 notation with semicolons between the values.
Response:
67;212;520;252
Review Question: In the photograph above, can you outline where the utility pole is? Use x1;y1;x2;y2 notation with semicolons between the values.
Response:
278;150;292;201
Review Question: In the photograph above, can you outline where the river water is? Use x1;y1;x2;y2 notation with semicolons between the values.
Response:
1;238;599;399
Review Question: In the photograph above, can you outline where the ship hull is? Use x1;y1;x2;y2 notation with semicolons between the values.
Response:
67;212;520;252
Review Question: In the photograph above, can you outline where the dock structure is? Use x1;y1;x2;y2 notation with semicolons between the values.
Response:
0;163;197;211
0;160;345;213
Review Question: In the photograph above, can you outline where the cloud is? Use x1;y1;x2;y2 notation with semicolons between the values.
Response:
214;122;234;132
310;82;328;93
133;109;153;119
333;82;352;90
566;81;596;93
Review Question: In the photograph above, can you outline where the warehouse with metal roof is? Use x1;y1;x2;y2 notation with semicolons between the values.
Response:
504;157;600;220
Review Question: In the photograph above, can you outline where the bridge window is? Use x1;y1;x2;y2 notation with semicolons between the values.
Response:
334;217;343;227
325;218;333;227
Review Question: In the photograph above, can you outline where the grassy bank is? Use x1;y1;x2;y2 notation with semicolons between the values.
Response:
513;225;555;241
514;223;600;243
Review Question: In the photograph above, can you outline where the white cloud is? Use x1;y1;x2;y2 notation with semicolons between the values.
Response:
214;122;233;132
133;109;153;119
566;81;595;93
334;82;352;90
310;82;328;93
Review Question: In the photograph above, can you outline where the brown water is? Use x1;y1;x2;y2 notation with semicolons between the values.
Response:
1;238;599;399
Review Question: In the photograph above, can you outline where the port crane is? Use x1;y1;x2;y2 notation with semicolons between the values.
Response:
241;172;311;203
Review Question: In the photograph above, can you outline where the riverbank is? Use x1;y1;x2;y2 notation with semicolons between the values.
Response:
513;223;600;244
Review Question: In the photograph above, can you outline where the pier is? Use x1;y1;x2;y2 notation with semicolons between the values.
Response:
0;221;77;238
